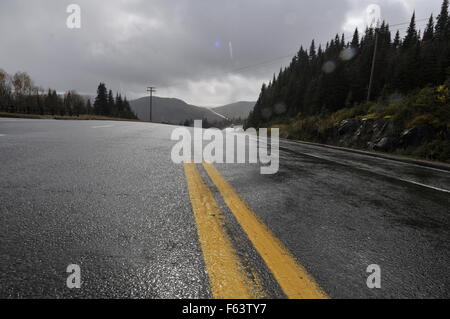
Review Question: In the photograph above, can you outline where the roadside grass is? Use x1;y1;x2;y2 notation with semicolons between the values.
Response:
0;112;141;122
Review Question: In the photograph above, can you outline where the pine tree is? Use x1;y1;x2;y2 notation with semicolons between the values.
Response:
107;89;115;116
351;28;359;47
423;15;435;42
403;12;418;48
49;90;59;115
116;93;123;116
64;91;73;116
393;31;401;48
121;97;136;119
53;91;63;116
309;40;316;58
435;0;449;39
94;83;108;115
421;20;440;86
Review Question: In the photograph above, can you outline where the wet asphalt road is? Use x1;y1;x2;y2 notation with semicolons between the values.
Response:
0;118;449;299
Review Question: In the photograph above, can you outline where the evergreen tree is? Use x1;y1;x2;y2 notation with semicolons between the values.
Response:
393;30;401;48
403;12;418;48
351;28;359;47
121;97;137;119
309;40;316;58
421;15;439;86
435;0;449;39
64;91;73;116
48;90;59;115
107;89;115;116
116;93;124;116
94;83;108;115
423;15;435;42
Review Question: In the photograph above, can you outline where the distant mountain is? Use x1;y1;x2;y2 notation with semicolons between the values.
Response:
130;97;255;124
211;101;255;120
130;96;224;124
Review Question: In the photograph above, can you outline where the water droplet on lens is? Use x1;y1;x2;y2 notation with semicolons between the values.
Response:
340;47;357;61
322;61;336;74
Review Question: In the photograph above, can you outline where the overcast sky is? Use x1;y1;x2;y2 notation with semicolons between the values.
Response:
0;0;443;106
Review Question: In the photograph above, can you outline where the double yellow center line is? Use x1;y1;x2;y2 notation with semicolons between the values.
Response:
184;162;328;299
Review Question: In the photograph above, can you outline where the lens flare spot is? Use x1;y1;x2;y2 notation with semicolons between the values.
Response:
340;47;358;61
322;61;336;74
366;4;382;28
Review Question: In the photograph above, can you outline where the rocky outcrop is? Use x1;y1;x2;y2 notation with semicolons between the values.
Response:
283;112;449;162
336;117;414;152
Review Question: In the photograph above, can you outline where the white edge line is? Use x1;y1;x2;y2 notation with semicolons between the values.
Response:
285;139;450;175
302;152;450;194
247;136;450;194
399;179;450;194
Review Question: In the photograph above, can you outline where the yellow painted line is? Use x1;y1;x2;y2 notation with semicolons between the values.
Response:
183;163;259;299
203;162;329;299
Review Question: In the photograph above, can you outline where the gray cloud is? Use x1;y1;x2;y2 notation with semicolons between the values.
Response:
0;0;442;106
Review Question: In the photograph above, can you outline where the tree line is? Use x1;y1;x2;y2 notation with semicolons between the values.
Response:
247;0;450;128
92;83;136;119
0;71;137;119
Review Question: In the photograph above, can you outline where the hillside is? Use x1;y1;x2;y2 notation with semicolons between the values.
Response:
211;101;255;120
130;96;224;124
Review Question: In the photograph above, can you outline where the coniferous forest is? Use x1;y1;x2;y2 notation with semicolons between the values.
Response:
0;71;137;120
247;0;450;162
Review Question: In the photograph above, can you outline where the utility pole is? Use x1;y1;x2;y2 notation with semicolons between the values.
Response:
147;86;156;122
367;27;379;102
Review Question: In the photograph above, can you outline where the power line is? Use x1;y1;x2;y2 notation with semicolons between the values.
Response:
395;22;429;32
390;17;429;27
